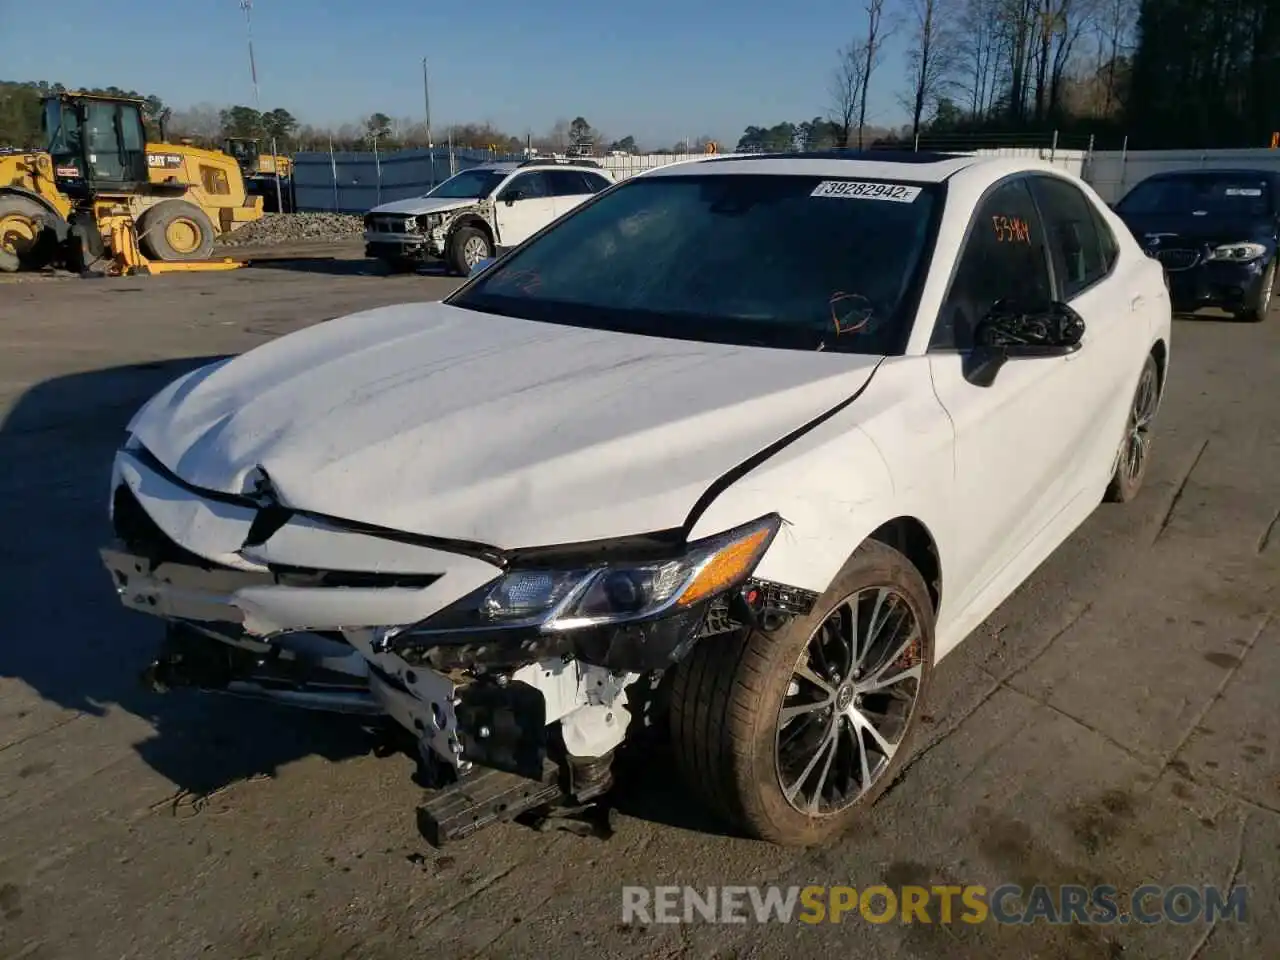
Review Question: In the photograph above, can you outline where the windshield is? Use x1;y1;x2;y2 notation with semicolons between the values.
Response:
448;173;940;353
428;169;506;199
1117;173;1274;218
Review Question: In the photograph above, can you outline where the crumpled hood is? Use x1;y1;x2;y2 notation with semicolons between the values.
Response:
366;196;479;217
128;302;882;549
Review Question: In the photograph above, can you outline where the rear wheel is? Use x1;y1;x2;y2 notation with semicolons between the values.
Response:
1239;259;1275;323
137;200;216;261
1104;354;1160;503
670;541;934;846
447;225;492;276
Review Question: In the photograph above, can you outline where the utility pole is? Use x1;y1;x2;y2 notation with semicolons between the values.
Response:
422;58;433;148
240;0;261;113
239;1;282;214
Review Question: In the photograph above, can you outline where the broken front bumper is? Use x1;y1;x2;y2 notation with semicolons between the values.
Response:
363;229;446;261
100;539;643;785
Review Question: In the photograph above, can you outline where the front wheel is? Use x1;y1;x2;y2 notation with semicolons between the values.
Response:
670;541;934;846
1238;259;1275;323
446;226;492;276
137;200;216;261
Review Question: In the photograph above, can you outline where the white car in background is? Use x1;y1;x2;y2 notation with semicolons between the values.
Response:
362;158;614;275
101;150;1170;847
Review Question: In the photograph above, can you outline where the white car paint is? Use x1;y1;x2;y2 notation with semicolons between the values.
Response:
361;196;477;218
125;301;883;548
105;152;1172;786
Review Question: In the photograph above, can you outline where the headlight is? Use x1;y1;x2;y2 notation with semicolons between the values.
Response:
1206;242;1267;263
394;514;781;639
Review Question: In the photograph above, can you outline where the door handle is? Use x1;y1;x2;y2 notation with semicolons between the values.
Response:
1130;294;1146;312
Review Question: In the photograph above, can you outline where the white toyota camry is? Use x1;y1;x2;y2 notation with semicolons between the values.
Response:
101;150;1171;846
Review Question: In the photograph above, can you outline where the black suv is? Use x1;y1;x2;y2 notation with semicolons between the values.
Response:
1112;168;1278;321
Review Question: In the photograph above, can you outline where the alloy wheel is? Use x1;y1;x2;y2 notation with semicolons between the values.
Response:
463;235;489;267
775;585;924;815
1120;362;1159;483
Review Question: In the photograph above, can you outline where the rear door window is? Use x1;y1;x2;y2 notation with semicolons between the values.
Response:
547;170;592;196
1030;175;1109;299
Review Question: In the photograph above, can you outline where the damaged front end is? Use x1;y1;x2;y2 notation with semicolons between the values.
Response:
362;205;483;265
101;445;816;843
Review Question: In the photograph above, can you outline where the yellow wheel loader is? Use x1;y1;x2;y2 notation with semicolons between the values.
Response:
0;92;265;274
224;136;295;212
224;137;293;178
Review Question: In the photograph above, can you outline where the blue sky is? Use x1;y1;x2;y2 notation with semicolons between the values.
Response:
0;0;911;148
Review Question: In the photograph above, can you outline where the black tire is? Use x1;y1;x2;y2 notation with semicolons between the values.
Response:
670;540;935;846
1238;259;1275;323
65;213;105;273
1104;353;1160;503
0;193;63;269
137;200;216;261
446;225;492;276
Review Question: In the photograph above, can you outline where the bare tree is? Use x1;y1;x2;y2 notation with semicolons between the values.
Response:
958;0;1004;119
1047;0;1097;117
1002;0;1039;120
829;41;865;147
1096;0;1135;116
903;0;958;137
856;0;891;149
167;103;222;144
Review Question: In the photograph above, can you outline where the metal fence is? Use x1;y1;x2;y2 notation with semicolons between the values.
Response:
292;147;717;213
293;147;487;214
1084;146;1280;203
290;133;1280;213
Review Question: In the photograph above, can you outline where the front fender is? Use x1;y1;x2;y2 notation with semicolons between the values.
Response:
687;416;895;597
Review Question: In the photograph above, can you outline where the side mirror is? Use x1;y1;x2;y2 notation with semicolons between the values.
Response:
468;257;495;278
964;300;1085;387
501;189;524;205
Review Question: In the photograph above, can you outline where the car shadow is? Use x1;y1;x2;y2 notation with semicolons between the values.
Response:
606;743;744;839
0;356;377;799
242;257;453;279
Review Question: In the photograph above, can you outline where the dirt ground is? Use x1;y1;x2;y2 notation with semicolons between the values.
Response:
1;251;1277;960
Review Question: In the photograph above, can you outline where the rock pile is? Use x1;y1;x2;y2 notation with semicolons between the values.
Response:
216;212;364;247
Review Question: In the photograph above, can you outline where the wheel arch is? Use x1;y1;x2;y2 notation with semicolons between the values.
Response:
0;186;69;228
446;213;495;246
1150;338;1168;397
866;516;942;613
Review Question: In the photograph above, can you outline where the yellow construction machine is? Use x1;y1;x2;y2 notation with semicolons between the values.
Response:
224;137;293;178
0;92;265;275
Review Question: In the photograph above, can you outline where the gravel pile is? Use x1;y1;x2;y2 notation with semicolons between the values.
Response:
217;212;364;247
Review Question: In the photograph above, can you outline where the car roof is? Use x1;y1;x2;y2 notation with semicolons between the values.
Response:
472;159;607;173
639;150;986;183
1137;168;1276;181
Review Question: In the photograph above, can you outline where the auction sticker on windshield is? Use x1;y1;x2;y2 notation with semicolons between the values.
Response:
811;180;921;202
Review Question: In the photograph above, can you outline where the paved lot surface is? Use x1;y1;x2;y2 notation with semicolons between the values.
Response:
1;253;1277;959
